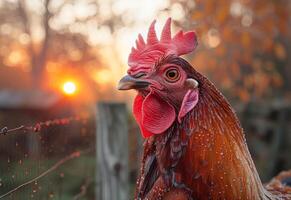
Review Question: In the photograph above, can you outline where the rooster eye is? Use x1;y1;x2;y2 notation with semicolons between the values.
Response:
164;68;180;82
134;72;146;78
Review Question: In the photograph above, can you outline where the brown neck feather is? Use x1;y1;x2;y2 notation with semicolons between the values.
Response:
179;73;272;199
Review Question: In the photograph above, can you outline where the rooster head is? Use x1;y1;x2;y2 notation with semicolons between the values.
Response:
118;18;199;138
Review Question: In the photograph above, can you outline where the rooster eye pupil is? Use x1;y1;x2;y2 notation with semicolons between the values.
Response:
165;68;180;82
168;71;176;77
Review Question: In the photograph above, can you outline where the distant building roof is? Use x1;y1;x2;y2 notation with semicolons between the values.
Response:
0;67;32;90
0;89;60;109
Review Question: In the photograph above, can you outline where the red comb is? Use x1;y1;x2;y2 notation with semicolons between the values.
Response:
128;18;198;75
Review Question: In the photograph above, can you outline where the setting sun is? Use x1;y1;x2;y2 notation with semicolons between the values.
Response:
63;81;77;95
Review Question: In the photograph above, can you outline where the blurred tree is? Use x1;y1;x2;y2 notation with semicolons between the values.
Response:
17;0;51;85
173;0;290;102
0;0;102;87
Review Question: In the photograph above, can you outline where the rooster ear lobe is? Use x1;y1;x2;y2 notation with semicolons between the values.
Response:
178;89;199;123
142;92;176;134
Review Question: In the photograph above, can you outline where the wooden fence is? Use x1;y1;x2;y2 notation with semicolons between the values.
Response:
96;103;129;200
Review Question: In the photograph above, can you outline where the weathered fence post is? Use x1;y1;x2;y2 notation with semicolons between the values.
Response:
96;102;129;200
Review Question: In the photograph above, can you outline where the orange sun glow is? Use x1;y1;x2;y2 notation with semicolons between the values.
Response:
62;81;77;95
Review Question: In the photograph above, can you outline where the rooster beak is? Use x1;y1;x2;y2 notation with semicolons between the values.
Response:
117;75;150;90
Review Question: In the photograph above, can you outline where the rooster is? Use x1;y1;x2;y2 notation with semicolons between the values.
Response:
118;18;291;200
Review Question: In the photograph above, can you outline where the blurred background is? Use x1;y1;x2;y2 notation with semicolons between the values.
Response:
0;0;290;199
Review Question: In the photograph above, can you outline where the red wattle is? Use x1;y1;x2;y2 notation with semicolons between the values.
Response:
141;91;175;134
133;92;176;138
133;94;153;138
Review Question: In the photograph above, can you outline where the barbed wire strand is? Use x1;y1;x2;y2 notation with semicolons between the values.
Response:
0;115;88;136
0;148;94;199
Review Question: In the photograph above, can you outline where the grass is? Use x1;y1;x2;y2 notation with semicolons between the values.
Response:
0;154;96;200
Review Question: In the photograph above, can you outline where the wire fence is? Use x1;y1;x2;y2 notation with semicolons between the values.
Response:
0;113;96;200
0;115;89;136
